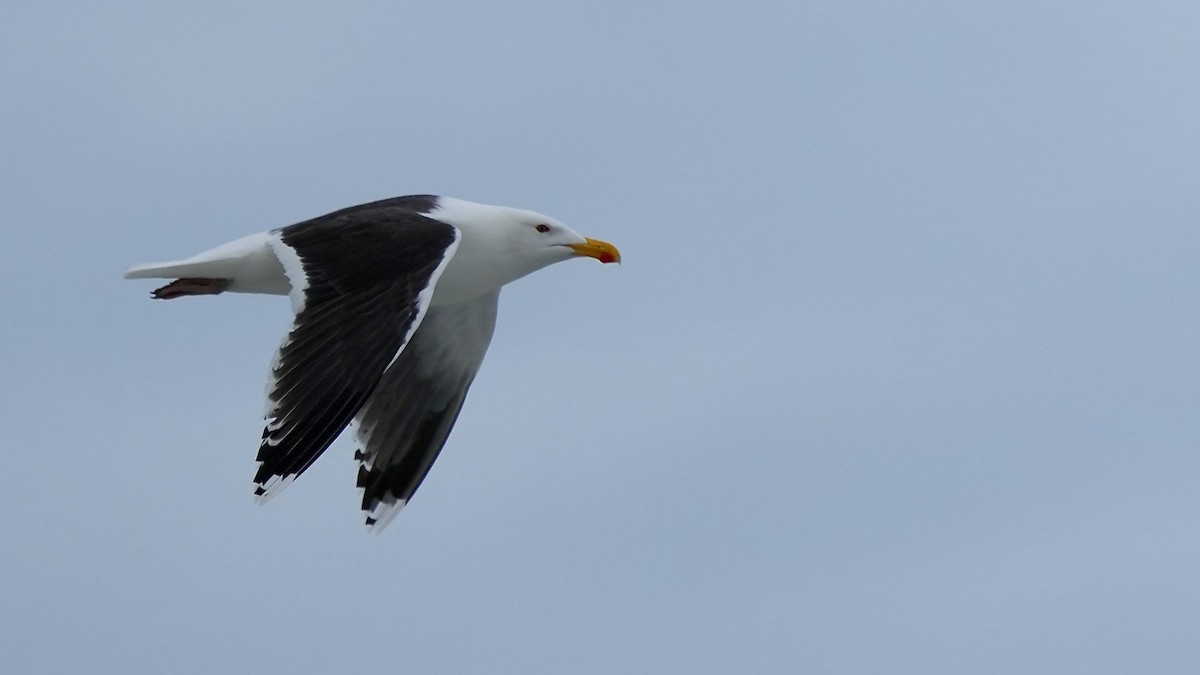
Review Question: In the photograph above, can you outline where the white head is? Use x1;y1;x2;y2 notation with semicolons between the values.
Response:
426;197;620;301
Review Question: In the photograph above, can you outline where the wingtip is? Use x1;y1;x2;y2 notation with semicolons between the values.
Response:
252;474;296;505
363;498;407;533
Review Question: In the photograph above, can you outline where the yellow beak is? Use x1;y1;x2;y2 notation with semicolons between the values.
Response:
568;237;621;264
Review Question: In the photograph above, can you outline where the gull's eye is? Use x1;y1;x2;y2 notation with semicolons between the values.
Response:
535;223;551;233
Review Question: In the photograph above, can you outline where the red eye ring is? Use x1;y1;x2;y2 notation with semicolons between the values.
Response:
535;223;551;233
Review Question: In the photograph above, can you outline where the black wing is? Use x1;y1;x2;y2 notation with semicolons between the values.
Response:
353;292;499;528
252;205;459;499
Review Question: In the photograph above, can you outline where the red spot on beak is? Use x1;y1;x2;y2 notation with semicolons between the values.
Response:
569;238;621;264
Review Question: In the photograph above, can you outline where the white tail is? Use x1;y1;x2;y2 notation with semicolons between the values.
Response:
124;231;291;296
124;259;231;280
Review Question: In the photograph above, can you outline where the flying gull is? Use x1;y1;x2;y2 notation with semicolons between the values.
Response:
125;195;620;530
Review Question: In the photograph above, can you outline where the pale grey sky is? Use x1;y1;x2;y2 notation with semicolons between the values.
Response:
4;2;1200;673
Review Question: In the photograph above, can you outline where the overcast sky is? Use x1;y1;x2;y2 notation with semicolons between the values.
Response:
4;2;1200;673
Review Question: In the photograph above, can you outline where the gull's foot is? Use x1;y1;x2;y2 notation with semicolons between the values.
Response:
151;278;232;300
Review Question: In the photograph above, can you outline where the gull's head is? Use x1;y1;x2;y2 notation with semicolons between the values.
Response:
429;197;620;284
505;210;621;267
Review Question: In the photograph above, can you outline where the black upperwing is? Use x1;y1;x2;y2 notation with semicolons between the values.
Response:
252;201;459;500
